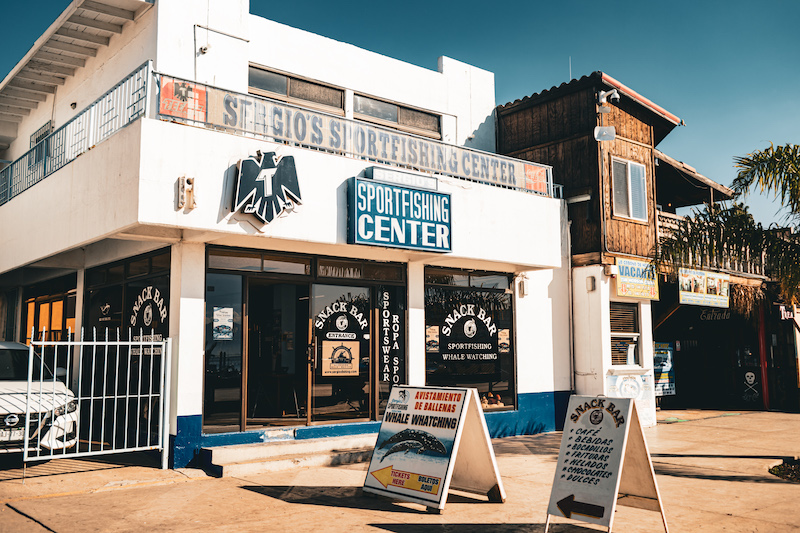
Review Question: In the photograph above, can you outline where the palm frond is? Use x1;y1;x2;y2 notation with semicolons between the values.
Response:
732;143;800;216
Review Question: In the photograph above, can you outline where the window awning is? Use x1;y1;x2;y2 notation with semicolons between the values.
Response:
0;0;154;151
655;149;734;209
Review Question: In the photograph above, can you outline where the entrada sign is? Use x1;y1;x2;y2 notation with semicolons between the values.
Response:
348;177;451;252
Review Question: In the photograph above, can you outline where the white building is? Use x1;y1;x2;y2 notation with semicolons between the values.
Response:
0;0;571;467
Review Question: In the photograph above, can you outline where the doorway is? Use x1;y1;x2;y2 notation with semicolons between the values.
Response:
246;281;309;427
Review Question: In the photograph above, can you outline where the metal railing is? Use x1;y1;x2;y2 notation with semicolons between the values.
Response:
23;327;172;470
0;61;151;206
0;59;562;205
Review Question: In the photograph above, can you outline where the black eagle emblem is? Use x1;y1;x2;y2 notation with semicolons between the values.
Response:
233;151;302;225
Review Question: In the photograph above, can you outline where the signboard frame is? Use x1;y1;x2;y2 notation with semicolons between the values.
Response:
545;395;668;533
363;385;505;511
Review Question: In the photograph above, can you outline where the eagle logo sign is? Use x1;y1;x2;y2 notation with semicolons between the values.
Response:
233;151;302;225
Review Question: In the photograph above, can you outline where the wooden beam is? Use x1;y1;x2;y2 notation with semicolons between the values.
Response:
571;252;602;267
34;51;86;68
16;70;66;86
1;88;48;103
26;60;76;77
54;27;110;46
80;1;135;21
0;115;23;123
0;96;38;110
68;15;123;34
8;79;56;95
0;105;30;117
43;39;98;57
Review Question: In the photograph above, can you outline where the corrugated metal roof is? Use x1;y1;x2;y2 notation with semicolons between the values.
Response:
0;0;153;151
498;70;682;127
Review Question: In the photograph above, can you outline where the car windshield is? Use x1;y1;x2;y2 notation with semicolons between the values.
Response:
0;349;53;381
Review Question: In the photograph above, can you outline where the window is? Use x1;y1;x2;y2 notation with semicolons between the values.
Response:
354;94;441;139
248;66;344;114
612;158;647;221
610;302;640;365
424;268;514;409
29;121;52;166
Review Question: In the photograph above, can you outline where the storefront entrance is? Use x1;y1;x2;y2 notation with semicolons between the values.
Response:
203;249;405;434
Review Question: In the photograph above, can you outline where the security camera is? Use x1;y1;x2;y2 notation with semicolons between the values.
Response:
598;89;620;105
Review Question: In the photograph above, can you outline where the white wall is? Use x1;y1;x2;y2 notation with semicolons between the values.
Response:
572;265;657;426
0;119;144;275
135;118;563;270
247;17;495;148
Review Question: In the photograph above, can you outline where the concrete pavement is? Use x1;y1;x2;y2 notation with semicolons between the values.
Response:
1;409;798;532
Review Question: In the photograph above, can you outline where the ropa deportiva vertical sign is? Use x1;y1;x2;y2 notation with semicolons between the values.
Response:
348;178;451;252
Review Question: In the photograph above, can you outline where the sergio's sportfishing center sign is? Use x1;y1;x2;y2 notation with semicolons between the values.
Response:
157;76;552;195
348;177;451;252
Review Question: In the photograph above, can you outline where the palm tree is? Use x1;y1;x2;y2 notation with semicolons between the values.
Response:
656;143;800;307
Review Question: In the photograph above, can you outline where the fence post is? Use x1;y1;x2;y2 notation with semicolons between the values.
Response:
161;337;172;470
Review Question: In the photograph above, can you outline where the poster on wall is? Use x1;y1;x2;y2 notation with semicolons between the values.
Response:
605;373;656;427
320;341;360;376
212;307;234;341
425;326;440;353
653;342;675;396
363;386;505;510
678;268;730;308
615;258;659;300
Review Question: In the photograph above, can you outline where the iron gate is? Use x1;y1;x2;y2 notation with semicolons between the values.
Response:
22;329;172;469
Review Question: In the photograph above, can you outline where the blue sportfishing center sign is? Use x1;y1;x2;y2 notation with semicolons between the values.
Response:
348;177;452;252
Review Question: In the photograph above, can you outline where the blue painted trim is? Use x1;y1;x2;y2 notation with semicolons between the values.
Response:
171;391;572;468
295;421;381;440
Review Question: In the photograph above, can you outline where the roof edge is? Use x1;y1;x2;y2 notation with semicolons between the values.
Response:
600;73;683;127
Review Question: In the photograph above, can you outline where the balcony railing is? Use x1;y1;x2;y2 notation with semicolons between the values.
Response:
0;62;560;207
0;61;152;206
657;210;766;277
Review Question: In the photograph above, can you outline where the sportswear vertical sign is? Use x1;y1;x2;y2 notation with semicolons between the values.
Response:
545;395;669;533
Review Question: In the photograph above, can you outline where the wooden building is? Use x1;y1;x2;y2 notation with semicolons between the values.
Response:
496;71;732;266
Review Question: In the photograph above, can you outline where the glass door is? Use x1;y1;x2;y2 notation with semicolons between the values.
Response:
310;284;371;423
245;280;309;428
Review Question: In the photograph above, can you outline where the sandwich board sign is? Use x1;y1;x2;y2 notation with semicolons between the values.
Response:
363;386;505;511
545;395;669;533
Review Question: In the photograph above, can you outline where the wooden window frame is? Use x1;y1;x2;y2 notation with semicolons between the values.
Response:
354;93;441;140
611;157;648;222
248;65;345;117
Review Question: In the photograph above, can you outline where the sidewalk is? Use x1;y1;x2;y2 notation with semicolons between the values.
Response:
1;410;799;532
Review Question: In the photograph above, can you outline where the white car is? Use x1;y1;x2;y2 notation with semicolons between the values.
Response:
0;341;78;454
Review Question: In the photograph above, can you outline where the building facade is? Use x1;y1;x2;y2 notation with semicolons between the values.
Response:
0;0;571;467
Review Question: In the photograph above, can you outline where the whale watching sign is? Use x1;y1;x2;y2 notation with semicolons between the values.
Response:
545;395;669;533
363;386;505;511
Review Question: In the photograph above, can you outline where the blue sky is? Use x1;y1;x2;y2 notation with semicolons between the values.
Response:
2;0;797;225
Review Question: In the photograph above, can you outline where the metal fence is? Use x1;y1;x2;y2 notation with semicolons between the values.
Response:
0;61;152;206
23;328;171;469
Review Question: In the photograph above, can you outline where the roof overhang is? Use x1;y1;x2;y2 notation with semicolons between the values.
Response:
0;0;154;151
655;149;734;209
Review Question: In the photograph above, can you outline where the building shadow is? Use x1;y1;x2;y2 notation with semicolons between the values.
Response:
241;485;499;514
369;524;596;532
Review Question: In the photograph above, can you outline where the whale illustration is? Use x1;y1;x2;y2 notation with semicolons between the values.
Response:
378;428;447;456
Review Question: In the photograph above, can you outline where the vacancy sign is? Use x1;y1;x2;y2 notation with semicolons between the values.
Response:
545;396;669;533
363;386;505;511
